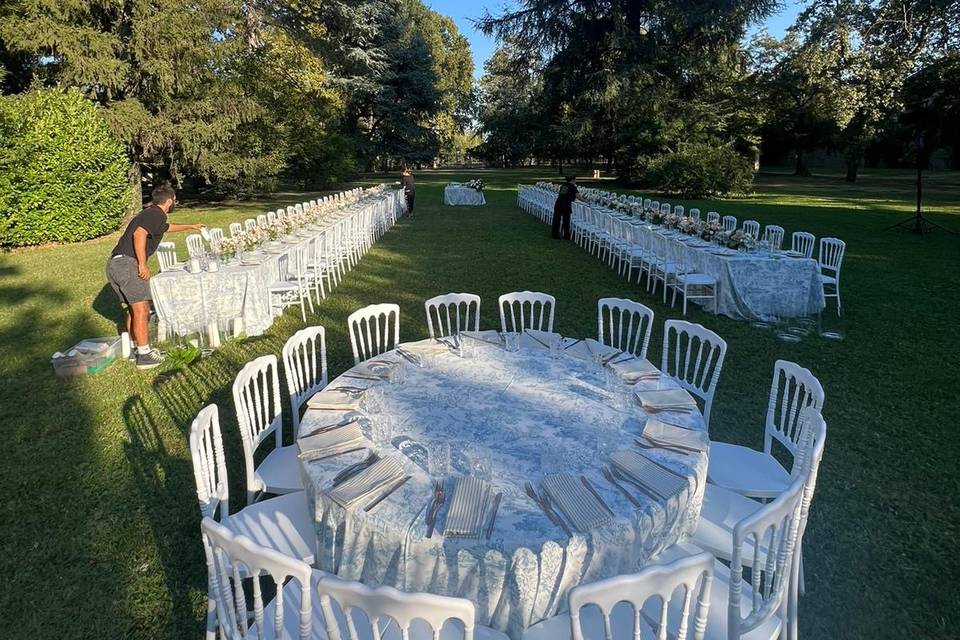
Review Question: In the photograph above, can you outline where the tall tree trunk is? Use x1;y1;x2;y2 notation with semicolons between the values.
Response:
125;161;142;218
845;158;858;182
794;147;810;177
558;158;564;175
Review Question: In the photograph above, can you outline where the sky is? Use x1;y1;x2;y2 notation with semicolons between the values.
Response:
425;0;804;79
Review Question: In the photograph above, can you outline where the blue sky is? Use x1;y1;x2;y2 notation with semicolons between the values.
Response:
425;0;804;78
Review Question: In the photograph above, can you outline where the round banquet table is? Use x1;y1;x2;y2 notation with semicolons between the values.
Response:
297;335;708;639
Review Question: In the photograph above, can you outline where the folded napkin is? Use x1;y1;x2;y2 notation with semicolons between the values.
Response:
642;418;709;452
299;411;357;437
327;456;405;508
542;473;613;532
633;374;683;392
609;357;659;382
520;329;562;350
461;330;502;346
443;476;491;538
635;388;697;411
403;340;451;357
306;390;361;411
298;422;365;458
351;360;396;379
610;449;687;500
584;338;621;362
784;250;805;258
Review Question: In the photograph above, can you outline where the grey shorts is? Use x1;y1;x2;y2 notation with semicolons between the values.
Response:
106;255;152;305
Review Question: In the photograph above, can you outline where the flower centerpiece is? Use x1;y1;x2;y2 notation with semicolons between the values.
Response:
723;230;755;250
465;179;485;191
216;236;239;261
678;216;697;234
700;221;722;241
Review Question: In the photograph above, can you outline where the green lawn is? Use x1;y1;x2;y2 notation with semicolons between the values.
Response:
1;168;958;638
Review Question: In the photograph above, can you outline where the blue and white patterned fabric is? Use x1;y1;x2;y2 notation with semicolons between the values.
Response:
151;190;403;337
298;338;708;639
444;184;486;206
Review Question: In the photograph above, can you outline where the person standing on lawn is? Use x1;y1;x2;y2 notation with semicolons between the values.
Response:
401;164;416;217
551;175;582;240
106;184;205;369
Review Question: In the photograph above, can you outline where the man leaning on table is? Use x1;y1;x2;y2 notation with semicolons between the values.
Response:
106;184;205;370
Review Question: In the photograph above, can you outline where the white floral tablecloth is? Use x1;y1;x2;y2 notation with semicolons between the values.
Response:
631;222;825;321
298;337;708;639
444;184;486;206
150;191;402;337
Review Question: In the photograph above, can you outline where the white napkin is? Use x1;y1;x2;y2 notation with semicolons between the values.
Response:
327;456;405;508
443;476;491;538
635;388;697;411
403;339;451;357
520;329;562;350
610;449;687;500
642;418;709;452
584;338;621;362
306;390;360;411
633;374;683;392
609;358;659;382
562;339;593;361
461;330;502;346
542;474;613;532
297;422;365;458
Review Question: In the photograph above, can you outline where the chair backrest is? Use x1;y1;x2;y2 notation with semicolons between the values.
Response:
689;208;701;222
568;552;715;640
673;204;685;217
267;210;276;225
728;474;805;640
498;291;556;333
818;237;845;277
598;297;655;360
660;203;671;215
790;232;815;258
706;211;720;225
189;404;230;521
186;233;205;258
764;360;825;460
201;517;314;640
722;215;737;234
643;198;652;209
229;222;243;238
742;220;760;238
425;293;481;339
347;303;401;365
661;320;727;428
316;574;477;640
282;326;329;434
209;227;224;248
232;355;284;502
763;225;784;250
156;241;179;272
244;218;257;232
257;214;268;227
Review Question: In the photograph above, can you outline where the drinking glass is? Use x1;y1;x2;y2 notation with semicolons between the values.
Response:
504;333;520;353
549;337;563;360
361;387;384;414
386;362;405;384
428;441;450;479
466;444;492;481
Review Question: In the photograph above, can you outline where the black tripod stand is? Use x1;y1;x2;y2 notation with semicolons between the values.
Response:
884;130;955;236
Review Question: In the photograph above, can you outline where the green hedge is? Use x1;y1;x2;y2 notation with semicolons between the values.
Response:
645;143;754;198
0;89;129;247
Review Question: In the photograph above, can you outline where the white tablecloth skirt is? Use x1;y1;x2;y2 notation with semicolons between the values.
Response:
444;186;486;206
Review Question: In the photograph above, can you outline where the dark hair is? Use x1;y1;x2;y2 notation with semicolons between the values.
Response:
401;164;409;172
151;184;176;205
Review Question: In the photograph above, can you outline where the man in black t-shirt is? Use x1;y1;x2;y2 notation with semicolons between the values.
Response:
106;184;205;369
552;175;582;240
401;164;415;217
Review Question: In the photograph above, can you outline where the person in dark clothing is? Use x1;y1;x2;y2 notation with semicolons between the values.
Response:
401;164;415;216
552;175;581;240
106;184;205;369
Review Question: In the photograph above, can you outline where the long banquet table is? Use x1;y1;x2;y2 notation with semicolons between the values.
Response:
297;333;708;639
150;190;403;339
444;184;486;206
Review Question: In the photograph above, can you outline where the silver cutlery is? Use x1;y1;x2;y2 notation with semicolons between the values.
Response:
602;466;641;507
563;338;583;350
580;475;615;517
609;465;661;501
636;437;694;456
425;479;445;538
332;452;379;486
364;475;410;512
538;486;575;536
524;482;572;537
484;492;503;540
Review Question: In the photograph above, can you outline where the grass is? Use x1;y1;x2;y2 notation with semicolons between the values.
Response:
0;167;958;638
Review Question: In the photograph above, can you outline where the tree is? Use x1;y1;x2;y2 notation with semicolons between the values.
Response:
476;45;544;167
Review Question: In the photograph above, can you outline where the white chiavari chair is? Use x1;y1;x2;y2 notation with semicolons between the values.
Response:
347;303;400;364
498;291;556;333
282;326;328;435
661;320;727;429
818;238;845;315
425;293;481;339
597;297;654;359
790;232;815;258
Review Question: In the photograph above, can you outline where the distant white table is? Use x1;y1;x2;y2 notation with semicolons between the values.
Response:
444;184;486;206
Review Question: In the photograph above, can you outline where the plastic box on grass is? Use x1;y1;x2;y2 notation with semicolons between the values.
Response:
51;336;121;377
